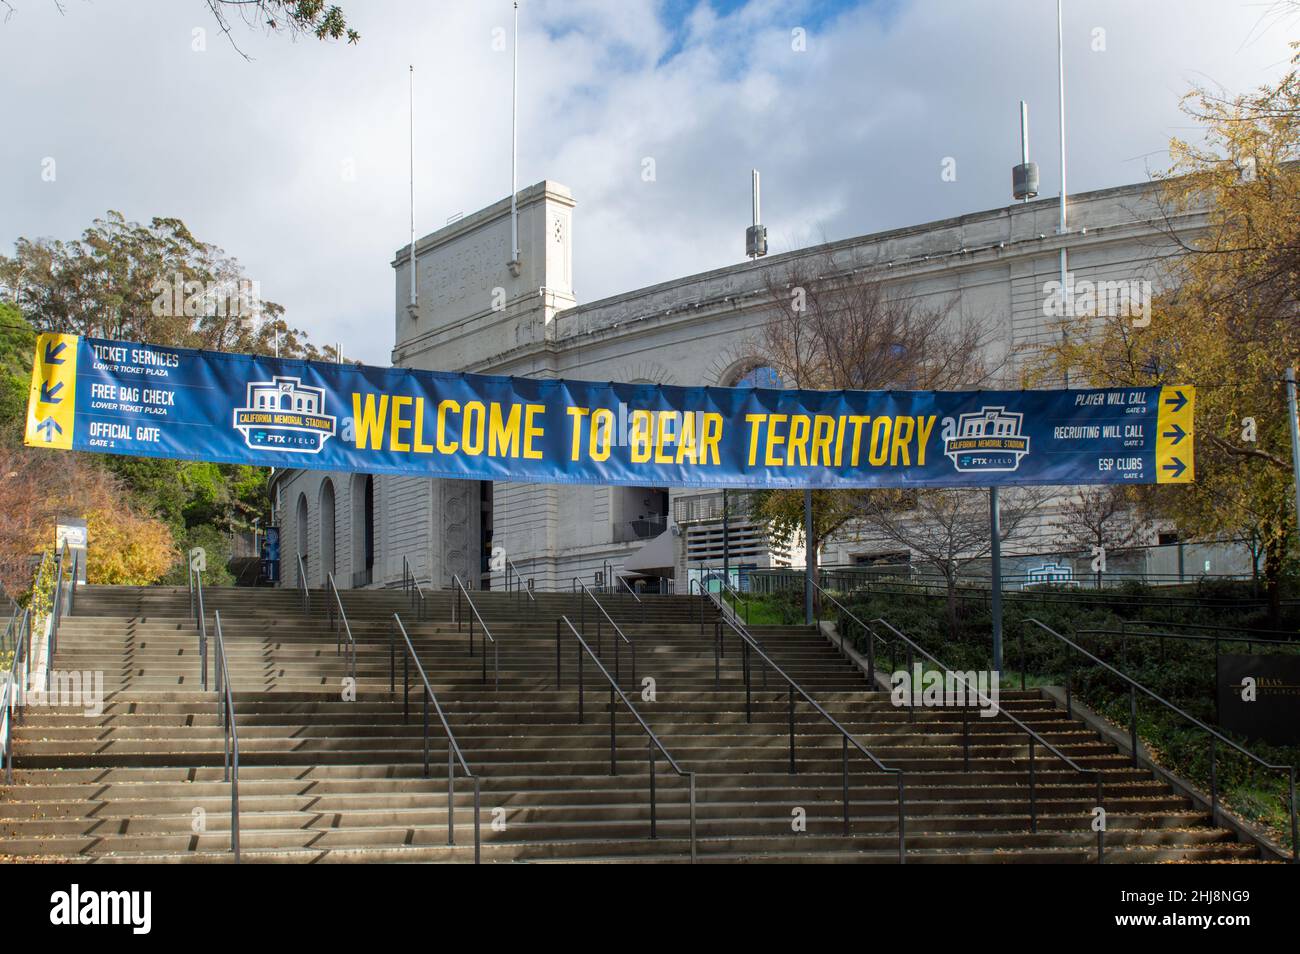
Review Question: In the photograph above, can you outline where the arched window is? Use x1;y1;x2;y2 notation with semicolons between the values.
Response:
731;365;782;389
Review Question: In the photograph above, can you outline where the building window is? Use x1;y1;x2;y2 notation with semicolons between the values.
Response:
732;365;782;389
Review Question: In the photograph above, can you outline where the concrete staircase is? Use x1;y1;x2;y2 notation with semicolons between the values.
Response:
0;584;1259;863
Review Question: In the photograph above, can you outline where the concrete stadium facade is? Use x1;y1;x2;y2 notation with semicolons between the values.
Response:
272;176;1212;593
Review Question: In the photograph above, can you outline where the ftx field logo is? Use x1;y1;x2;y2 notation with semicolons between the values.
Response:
942;406;1030;474
233;376;337;454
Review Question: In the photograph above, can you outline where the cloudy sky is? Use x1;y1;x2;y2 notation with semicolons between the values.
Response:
1;0;1296;364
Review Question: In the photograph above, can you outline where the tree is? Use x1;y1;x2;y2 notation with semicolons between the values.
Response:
204;1;359;51
0;211;319;360
853;486;1049;636
0;446;177;596
0;303;35;446
1039;49;1300;620
0;214;307;554
745;251;999;599
2;2;359;54
86;505;178;586
1053;485;1148;587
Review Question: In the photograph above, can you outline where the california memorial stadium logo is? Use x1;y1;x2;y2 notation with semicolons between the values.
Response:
232;376;337;454
943;406;1030;474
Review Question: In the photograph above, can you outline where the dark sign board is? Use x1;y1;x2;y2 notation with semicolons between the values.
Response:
1217;654;1300;745
261;526;281;585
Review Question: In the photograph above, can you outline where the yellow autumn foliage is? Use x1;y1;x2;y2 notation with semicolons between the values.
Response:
84;507;177;585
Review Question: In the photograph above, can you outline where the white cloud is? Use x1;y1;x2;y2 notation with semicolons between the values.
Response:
0;0;1294;364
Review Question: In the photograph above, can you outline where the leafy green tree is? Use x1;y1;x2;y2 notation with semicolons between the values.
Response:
1;213;303;570
1;211;320;360
0;303;35;446
205;1;359;48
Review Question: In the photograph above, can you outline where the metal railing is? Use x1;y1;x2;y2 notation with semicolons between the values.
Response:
710;575;751;626
615;574;645;625
3;547;78;784
212;610;241;861
1123;619;1299;639
504;557;535;604
188;563;209;690
1025;618;1297;862
612;515;666;543
554;615;696;861
1070;627;1299;688
2;608;32;784
571;579;636;687
295;552;310;614
402;556;429;621
869;615;1106;861
694;582;904;859
1;603;17;655
450;574;499;690
760;568;1270;611
388;613;482;863
43;543;75;691
689;579;766;687
325;572;358;684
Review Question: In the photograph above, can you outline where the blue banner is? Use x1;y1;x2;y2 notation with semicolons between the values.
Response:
24;333;1195;489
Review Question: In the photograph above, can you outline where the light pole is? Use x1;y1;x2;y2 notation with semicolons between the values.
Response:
1057;0;1071;387
804;488;814;625
990;487;1003;674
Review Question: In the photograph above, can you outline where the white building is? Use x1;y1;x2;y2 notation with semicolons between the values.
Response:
271;176;1207;592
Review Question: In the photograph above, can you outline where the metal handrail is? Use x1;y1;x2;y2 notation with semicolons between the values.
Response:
402;555;429;621
295;551;310;614
1025;618;1298;862
388;613;482;863
1123;619;1299;638
690;579;767;687
325;572;358;684
212;610;241;862
1085;627;1296;648
189;564;209;690
770;571;1267;611
1;603;17;655
68;550;78;616
450;574;499;690
571;578;636;686
554;615;696;861
1072;627;1299;675
869;615;1106;861
504;557;535;603
694;582;905;858
614;574;644;625
712;575;752;626
2;608;32;783
44;542;72;691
